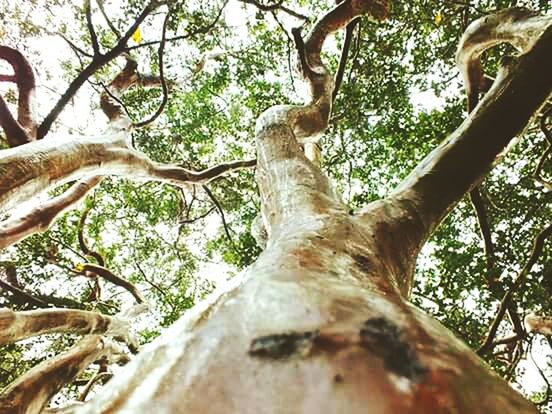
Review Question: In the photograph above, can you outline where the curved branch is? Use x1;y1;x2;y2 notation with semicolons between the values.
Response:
255;0;389;234
385;12;552;284
80;263;145;304
0;335;124;414
0;176;101;250
455;8;550;113
0;129;256;212
78;206;106;267
0;46;37;135
133;7;171;128
0;307;130;345
0;46;37;146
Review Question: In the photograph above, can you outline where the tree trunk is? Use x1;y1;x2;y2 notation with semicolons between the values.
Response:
74;210;537;413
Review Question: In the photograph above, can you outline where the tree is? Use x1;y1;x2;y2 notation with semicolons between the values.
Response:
0;0;551;412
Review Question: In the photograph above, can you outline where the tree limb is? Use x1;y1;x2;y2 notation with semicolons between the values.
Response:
79;263;145;304
0;176;101;250
332;17;360;102
79;371;113;402
0;307;131;345
385;11;552;280
0;278;50;309
0;335;124;414
0;46;37;146
0;135;256;211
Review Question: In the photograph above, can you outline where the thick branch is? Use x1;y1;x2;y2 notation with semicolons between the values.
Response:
0;131;256;212
0;335;123;414
0;96;31;147
255;0;389;235
0;307;130;345
455;8;550;114
0;176;101;249
386;17;552;270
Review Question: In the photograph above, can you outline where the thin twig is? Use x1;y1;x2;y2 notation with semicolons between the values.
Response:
528;339;552;406
333;17;360;102
85;0;101;56
478;223;552;355
202;185;235;247
124;0;230;52
133;7;171;128
79;371;113;402
239;0;309;21
97;0;122;38
78;206;105;267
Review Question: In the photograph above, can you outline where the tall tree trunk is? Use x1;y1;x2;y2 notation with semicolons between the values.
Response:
74;211;537;413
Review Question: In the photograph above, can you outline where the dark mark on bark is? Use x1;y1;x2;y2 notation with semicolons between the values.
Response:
249;330;318;359
334;373;344;383
360;317;425;380
352;254;372;273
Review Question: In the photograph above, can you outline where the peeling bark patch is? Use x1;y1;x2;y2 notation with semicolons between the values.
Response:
249;331;318;359
359;318;425;380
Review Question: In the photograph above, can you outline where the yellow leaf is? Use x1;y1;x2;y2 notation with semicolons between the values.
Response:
435;12;443;26
74;263;85;272
132;27;142;43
